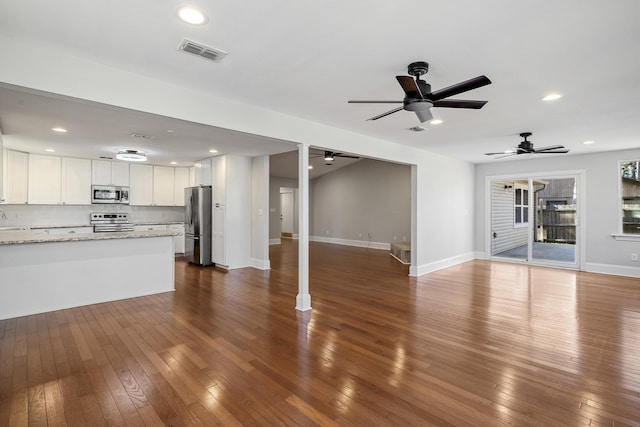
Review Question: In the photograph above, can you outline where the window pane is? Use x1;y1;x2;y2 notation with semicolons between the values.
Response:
515;189;521;204
523;207;529;222
523;189;529;205
515;207;521;223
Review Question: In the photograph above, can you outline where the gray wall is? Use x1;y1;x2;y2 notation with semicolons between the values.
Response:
475;148;640;275
309;158;410;245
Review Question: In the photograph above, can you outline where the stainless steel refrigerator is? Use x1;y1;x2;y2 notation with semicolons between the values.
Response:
184;185;212;266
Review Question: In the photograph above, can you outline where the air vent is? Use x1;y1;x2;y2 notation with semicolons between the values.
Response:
130;133;155;140
178;39;228;63
99;156;113;160
408;126;427;132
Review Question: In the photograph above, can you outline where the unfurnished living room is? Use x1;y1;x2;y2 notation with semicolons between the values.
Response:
1;1;640;426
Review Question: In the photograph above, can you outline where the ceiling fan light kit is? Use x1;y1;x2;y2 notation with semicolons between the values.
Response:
348;61;491;123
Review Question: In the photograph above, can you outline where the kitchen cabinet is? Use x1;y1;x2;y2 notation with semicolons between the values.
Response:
3;150;29;204
174;167;190;206
129;164;153;206
0;136;4;203
28;154;61;205
210;155;251;268
92;160;130;186
61;157;92;205
42;227;94;235
194;159;211;186
134;224;167;231
169;224;185;254
152;166;175;206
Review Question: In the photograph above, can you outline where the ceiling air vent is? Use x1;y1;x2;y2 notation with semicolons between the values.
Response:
407;126;427;132
178;39;228;63
130;132;155;140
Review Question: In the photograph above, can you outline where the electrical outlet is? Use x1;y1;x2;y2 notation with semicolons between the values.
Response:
325;230;329;235
358;233;362;238
632;253;638;262
402;236;407;242
394;235;397;241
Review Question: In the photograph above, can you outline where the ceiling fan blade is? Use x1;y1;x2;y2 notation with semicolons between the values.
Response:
396;76;423;98
494;153;518;160
533;145;565;152
414;108;433;123
432;99;488;109
367;106;404;121
534;149;570;154
485;151;514;156
335;154;360;159
348;100;403;104
429;75;492;101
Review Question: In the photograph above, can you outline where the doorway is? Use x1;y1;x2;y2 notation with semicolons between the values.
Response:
487;172;583;269
280;188;295;239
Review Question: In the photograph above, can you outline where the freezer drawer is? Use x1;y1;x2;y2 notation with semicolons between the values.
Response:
185;234;212;266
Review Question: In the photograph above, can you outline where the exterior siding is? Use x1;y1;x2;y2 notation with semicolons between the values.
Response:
491;180;528;255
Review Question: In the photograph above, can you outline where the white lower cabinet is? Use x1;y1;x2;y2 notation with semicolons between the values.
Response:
32;227;93;235
169;224;185;254
212;204;225;265
134;225;167;232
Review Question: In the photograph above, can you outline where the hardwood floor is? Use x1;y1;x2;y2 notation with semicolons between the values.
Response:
1;240;640;426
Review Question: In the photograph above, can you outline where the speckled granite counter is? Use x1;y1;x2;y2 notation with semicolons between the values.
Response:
0;229;179;245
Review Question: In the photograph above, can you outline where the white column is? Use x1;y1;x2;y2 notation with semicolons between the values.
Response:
296;143;312;311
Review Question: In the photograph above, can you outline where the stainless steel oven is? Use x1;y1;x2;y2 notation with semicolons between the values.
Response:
90;212;134;232
91;185;130;204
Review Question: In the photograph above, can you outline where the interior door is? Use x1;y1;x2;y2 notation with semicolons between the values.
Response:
280;190;294;237
488;174;580;269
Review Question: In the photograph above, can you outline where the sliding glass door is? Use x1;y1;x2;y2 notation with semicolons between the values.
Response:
488;173;580;268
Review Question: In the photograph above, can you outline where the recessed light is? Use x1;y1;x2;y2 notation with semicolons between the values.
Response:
209;149;218;153
167;129;175;133
308;165;313;170
170;161;178;165
430;119;443;125
583;140;595;145
45;148;56;153
177;7;208;25
541;93;563;102
51;127;67;133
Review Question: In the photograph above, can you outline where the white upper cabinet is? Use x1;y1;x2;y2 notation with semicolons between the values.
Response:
152;166;175;206
91;160;130;186
28;154;61;205
0;136;4;203
4;150;29;204
174;167;190;206
194;159;211;186
61;157;91;205
129;164;153;206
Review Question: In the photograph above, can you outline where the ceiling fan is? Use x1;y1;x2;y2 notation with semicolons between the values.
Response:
311;150;360;164
348;61;491;123
485;132;570;159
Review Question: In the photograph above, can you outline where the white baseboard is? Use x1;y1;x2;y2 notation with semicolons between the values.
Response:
309;235;390;250
584;262;640;278
409;251;476;277
269;238;281;245
250;258;271;270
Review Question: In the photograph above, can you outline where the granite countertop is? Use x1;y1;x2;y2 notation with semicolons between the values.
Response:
0;230;179;245
11;221;184;230
134;221;185;226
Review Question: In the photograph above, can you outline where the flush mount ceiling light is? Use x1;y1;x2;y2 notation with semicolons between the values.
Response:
177;6;208;25
116;149;147;162
541;93;563;102
324;151;335;161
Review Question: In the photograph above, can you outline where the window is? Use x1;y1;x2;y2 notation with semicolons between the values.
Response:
514;187;528;227
621;160;640;234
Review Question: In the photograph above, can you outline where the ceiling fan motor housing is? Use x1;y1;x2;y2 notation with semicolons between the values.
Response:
408;61;429;77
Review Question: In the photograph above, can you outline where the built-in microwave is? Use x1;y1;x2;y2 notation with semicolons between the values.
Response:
91;185;130;204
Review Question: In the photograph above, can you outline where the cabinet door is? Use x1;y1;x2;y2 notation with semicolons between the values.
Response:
133;224;167;231
212;205;226;265
111;162;130;186
5;150;29;204
47;227;93;235
61;158;91;205
169;224;185;254
152;166;175;206
28;154;61;205
174;167;190;206
211;156;226;204
91;160;112;185
129;164;153;206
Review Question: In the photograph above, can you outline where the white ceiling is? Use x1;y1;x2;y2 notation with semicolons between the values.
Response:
1;0;639;167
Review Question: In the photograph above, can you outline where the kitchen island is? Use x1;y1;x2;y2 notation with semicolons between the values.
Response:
0;230;178;320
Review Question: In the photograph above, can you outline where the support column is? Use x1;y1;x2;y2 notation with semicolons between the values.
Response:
296;143;312;311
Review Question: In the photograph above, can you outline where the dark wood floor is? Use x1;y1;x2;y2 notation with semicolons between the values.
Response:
1;240;640;426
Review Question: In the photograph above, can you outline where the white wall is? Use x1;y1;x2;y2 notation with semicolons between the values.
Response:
475;149;640;277
0;34;477;276
309;158;410;248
